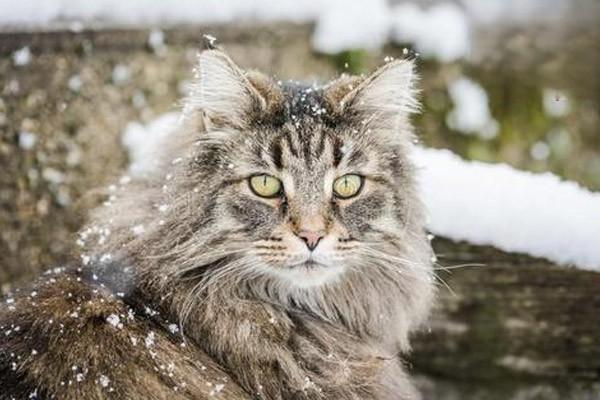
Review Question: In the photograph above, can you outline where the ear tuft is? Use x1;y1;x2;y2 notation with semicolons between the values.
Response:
326;59;419;123
185;50;267;130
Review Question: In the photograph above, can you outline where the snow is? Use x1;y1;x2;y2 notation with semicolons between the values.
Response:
42;167;65;184
12;46;31;66
148;29;165;52
390;2;470;62
106;314;123;329
112;64;131;85
0;0;471;62
414;147;600;270
210;383;225;395
68;75;83;92
543;88;570;118
530;141;551;161
2;1;566;62
18;131;37;150
121;112;181;177
462;0;568;25
99;374;110;388
0;0;323;27
168;323;179;334
131;224;145;236
122;113;600;270
446;77;498;139
6;1;562;62
145;331;156;348
312;0;390;53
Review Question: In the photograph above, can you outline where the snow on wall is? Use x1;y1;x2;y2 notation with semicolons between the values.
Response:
311;0;391;54
121;112;181;178
122;114;600;271
0;0;576;60
461;0;568;25
415;147;600;271
446;77;498;139
390;2;470;63
1;0;471;62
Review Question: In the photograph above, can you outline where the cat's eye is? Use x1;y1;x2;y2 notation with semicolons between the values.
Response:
333;174;363;199
249;174;282;198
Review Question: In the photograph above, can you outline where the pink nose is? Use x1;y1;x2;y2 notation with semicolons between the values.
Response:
297;230;324;251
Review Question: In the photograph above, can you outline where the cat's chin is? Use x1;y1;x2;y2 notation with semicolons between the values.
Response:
265;261;346;289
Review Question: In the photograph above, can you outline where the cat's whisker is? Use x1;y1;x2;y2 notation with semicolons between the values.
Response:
356;246;455;293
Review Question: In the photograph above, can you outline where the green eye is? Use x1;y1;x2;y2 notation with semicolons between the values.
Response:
333;174;363;199
249;174;282;198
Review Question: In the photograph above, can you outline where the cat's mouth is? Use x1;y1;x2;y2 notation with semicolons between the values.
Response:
288;260;326;270
263;257;345;288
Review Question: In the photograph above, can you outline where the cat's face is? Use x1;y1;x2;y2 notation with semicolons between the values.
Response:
180;50;425;289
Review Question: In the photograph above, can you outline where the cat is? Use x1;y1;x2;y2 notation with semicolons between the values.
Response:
0;48;435;399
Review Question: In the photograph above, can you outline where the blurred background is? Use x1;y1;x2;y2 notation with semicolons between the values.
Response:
1;1;600;399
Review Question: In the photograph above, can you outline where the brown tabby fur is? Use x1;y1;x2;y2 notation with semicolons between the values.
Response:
0;49;435;399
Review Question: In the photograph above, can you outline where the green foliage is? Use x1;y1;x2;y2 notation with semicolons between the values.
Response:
330;49;368;74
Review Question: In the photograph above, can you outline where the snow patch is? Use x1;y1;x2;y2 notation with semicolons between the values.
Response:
414;147;600;270
68;75;83;92
543;88;570;118
98;374;110;388
12;46;31;66
462;0;568;25
446;77;498;139
391;2;470;62
0;0;471;62
530;141;551;161
18;131;37;150
312;0;390;53
106;314;121;328
121;112;180;177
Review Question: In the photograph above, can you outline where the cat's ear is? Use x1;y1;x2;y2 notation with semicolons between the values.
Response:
185;49;275;130
325;59;419;127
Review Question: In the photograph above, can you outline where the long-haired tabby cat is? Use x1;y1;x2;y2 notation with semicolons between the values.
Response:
0;48;435;399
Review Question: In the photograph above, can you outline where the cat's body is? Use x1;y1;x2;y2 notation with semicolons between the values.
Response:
1;50;434;399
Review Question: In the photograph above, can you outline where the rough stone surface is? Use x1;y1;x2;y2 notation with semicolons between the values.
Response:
411;239;600;397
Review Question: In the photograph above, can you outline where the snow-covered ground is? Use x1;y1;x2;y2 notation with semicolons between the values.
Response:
122;114;600;271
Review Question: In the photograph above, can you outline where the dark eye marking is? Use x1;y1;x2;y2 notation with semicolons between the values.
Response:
270;139;283;169
283;131;298;158
315;130;327;158
333;136;343;167
347;149;366;165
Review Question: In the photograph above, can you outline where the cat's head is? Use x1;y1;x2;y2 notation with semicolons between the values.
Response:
90;49;434;345
175;50;427;288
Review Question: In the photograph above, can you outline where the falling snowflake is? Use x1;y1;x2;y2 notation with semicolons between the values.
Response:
99;375;110;388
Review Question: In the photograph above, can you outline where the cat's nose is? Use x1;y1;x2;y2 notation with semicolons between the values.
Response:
296;230;324;251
